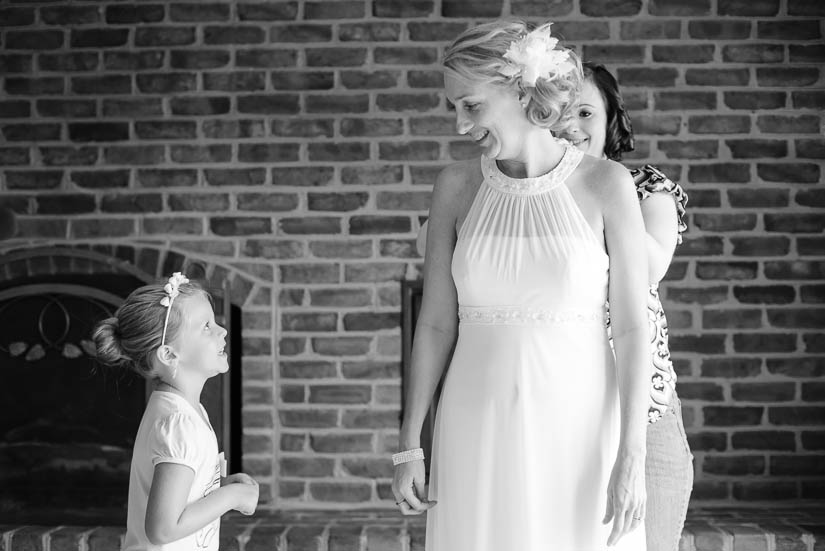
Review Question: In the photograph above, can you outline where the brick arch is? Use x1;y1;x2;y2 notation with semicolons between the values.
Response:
0;244;271;308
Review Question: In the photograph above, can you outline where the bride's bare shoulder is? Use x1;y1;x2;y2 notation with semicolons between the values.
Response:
570;154;634;205
434;158;483;205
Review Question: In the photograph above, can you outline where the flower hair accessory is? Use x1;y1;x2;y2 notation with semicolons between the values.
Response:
500;24;576;88
160;272;189;346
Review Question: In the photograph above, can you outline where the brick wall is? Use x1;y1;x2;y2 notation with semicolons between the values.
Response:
0;0;822;509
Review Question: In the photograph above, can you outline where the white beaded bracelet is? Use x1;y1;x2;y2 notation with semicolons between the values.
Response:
392;448;424;465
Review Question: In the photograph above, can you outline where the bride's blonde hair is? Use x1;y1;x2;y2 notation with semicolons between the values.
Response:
442;19;583;136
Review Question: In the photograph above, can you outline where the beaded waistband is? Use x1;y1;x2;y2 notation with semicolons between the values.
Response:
458;305;607;326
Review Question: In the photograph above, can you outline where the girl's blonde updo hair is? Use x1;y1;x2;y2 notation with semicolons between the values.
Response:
442;19;583;136
93;280;206;379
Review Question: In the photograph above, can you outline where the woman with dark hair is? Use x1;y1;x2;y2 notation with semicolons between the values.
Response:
564;62;693;551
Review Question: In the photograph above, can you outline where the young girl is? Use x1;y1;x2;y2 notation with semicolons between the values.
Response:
94;272;258;550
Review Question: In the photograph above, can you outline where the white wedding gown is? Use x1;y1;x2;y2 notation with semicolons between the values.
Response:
426;146;646;551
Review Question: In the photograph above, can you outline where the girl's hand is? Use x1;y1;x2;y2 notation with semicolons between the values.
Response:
224;472;257;486
229;475;260;516
391;460;435;515
603;451;646;547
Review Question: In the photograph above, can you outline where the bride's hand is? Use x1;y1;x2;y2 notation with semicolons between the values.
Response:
603;451;646;546
391;460;436;515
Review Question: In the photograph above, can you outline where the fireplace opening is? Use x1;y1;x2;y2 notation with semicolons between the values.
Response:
0;271;241;524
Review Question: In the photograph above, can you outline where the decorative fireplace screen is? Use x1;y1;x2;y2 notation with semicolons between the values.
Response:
0;273;240;523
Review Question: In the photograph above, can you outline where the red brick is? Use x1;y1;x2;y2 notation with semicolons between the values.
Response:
442;0;503;16
732;431;796;451
796;139;825;159
5;77;64;95
802;382;825;401
279;217;342;235
271;119;333;138
687;19;750;38
272;167;335;186
704;456;766;475
666;285;728;304
87;527;125;551
653;45;715;63
765;213;825;233
170;2;229;21
407;22;466;41
678;381;725;401
718;0;779;15
0;7;35;26
581;0;642;16
309;481;371;502
696;261;758;280
693;213;756;232
280;409;338;428
309;240;373;259
309;384;371;404
280;360;336;379
134;169;195;188
70;29;129;48
306;47;367;67
733;382;796;402
281;264;340;284
407;70;444;89
305;1;365;18
768;357;825;377
310;288;372;307
168;193;230;212
341;409;399;429
306;94;369;113
238;2;298;20
210;217;271;236
6;170;63;189
345;263;406;283
306;192;367;212
143;217;203;235
769;406;825;426
267;25;330;43
704;406;764;426
689;115;751;135
766;261;825;280
652;0;711;13
583;45;645;64
727;90;786;110
374;47;438;65
703;309;762;329
796;189;825;208
758;115;820;134
312;336;372;355
688;431;727;451
6;30;64;50
618;20;680;40
789;0;825;14
102;98;163;117
237;94;300;114
758;20;821;40
669;333;726;354
727;139;788;159
685;68;750;86
377;92;440;112
308;142;369;162
341;118;404;137
238;143;299;162
767;308;825;329
658;140;717;159
731;236;790;257
701;358;762;378
688;163;750;183
0;55;32;74
0;147;29;165
102;193;166;214
245;240;304;259
236;48;298;67
170;144;231;163
757;67;820;87
339;22;400;41
379;141;439;161
2;123;61;141
734;333;797;353
350;216;411;235
733;482;797;501
800;284;825;303
341;70;401;89
792;90;825;109
722;43;784;64
135;26;195;46
39;52;99;72
728;188;789;209
342;165;402;185
106;4;165;23
617;67;678;87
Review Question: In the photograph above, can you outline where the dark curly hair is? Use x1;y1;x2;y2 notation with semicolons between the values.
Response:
582;62;634;161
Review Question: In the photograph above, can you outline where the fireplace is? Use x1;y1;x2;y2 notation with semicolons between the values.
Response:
0;249;241;524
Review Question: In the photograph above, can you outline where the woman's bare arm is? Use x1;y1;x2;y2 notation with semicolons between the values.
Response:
640;192;679;285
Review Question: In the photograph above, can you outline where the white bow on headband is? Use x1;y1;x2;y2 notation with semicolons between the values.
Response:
499;25;576;87
160;272;189;346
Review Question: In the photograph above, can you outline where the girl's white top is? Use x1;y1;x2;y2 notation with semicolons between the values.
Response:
123;391;221;551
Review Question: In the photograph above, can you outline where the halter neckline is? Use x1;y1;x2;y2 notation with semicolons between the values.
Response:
482;146;583;195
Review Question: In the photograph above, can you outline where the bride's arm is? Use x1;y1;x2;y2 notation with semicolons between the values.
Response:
393;164;463;513
600;161;650;544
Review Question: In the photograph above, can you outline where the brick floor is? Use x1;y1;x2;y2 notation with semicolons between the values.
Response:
1;508;824;551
